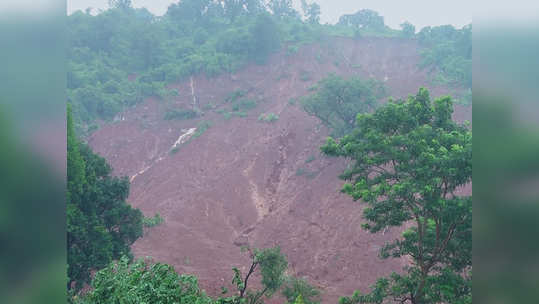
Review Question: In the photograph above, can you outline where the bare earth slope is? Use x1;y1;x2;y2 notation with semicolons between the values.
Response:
88;37;471;303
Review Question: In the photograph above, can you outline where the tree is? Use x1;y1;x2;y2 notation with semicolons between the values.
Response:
294;295;306;304
338;9;385;31
249;13;281;64
269;0;297;19
108;0;132;10
400;21;415;38
74;256;213;304
323;88;472;304
67;105;143;290
219;247;288;304
282;276;321;304
301;0;320;24
301;74;384;137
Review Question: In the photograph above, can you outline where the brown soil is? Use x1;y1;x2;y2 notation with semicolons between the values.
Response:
88;37;471;303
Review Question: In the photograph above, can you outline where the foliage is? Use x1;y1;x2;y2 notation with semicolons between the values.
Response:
258;113;279;123
225;89;248;103
323;88;472;304
400;21;415;38
299;70;312;81
305;155;316;163
250;12;282;64
338;10;386;32
301;0;321;24
301;74;385;137
143;213;164;227
417;24;472;88
282;276;321;304
74;256;213;304
68;2;466;131
68;2;284;128
219;247;288;304
164;108;199;120
67;104;143;290
192;120;213;139
294;295;306;304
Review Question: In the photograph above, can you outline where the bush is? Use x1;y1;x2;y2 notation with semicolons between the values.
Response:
225;89;247;103
192;120;212;138
164;108;198;120
258;112;279;123
74;257;213;304
231;98;257;111
299;70;312;81
143;213;164;227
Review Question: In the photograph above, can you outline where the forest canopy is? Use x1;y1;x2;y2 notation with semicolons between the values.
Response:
68;0;470;132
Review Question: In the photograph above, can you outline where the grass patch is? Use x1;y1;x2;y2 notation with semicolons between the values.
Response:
295;167;319;179
258;112;279;123
231;98;257;111
225;89;247;103
305;155;316;163
169;147;180;154
223;111;248;120
192;120;212;138
164;108;198;121
299;70;312;82
143;213;164;227
288;97;298;105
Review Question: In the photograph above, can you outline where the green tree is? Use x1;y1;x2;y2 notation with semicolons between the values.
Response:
219;247;288;304
400;21;415;38
269;0;297;19
417;24;471;87
74;256;213;304
301;74;384;137
67;105;143;290
323;88;472;304
301;0;320;24
108;0;132;10
282;276;321;304
249;13;281;64
338;9;385;31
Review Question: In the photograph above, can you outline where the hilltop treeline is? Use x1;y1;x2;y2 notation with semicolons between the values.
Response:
68;0;470;131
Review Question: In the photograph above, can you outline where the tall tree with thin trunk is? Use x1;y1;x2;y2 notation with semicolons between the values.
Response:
323;88;472;304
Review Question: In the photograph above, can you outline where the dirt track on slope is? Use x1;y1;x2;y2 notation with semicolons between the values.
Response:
89;37;471;303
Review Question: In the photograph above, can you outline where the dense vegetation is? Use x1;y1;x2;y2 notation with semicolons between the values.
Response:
301;74;385;137
322;88;472;303
417;24;472;88
68;0;469;132
74;246;319;304
67;104;143;290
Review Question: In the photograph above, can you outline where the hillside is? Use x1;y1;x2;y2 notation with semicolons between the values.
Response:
87;36;471;303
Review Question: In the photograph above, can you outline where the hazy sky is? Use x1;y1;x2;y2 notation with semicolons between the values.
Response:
67;0;472;29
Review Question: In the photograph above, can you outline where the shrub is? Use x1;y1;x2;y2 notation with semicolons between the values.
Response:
192;120;212;138
258;112;279;123
164;108;198;120
143;213;164;227
299;70;312;81
225;89;247;103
